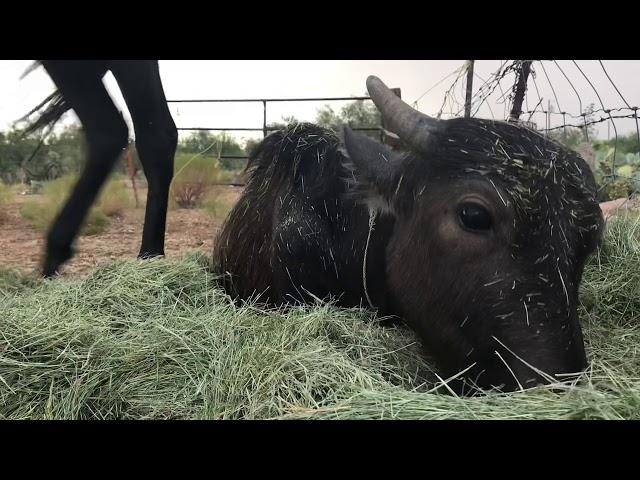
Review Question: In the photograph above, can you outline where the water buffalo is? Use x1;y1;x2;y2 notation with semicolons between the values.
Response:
23;60;177;277
212;75;604;394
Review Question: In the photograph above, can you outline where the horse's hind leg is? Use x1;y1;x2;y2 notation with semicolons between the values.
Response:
40;62;128;277
110;61;178;259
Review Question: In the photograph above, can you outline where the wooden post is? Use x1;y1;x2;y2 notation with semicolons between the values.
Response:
464;60;475;118
508;60;533;122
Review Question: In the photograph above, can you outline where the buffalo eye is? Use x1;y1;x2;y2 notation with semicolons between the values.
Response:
458;203;492;231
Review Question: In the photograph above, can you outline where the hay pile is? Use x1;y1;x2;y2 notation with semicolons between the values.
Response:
1;214;639;420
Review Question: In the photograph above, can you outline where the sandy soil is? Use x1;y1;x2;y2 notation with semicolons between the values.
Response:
0;186;243;277
0;188;637;278
599;195;640;219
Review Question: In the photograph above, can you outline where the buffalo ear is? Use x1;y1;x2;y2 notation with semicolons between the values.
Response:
341;126;402;212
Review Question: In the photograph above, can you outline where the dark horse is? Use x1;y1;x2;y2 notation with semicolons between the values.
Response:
22;60;178;277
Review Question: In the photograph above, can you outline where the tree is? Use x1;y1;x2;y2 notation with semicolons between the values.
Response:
0;122;91;184
177;131;246;170
339;100;381;129
179;131;220;154
548;127;588;151
242;100;384;159
315;106;341;131
244;138;261;158
240;116;302;162
0;129;54;183
593;132;640;156
0;131;26;183
265;115;300;132
315;97;381;139
45;124;85;174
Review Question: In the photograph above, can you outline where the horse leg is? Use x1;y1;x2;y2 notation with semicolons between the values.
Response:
110;61;178;259
40;61;128;277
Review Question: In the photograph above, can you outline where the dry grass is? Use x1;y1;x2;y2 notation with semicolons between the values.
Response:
0;181;14;225
19;174;133;235
170;154;221;209
98;176;134;217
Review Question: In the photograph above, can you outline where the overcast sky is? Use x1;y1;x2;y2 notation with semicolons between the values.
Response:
1;60;639;145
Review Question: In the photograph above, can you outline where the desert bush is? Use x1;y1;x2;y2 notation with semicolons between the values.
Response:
202;187;236;219
170;153;221;209
19;173;130;235
0;181;13;225
98;174;134;217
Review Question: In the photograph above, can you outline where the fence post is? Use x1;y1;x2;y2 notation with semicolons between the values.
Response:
262;100;267;138
464;60;475;118
508;60;532;122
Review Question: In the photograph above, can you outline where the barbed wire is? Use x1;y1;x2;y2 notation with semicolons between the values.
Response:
411;68;464;110
442;60;516;118
538;113;639;132
442;60;619;126
540;61;563;115
436;61;639;136
431;59;640;200
473;71;496;119
599;60;640;149
436;66;468;119
519;106;638;119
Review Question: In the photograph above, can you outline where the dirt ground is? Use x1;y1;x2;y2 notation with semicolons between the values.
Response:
0;187;638;278
599;195;640;219
0;186;243;277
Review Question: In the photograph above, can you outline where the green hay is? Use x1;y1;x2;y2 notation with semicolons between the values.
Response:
1;214;639;420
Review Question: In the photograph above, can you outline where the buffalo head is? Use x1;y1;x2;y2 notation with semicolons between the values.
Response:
341;76;604;392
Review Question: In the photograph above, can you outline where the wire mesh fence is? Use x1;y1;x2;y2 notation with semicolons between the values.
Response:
162;61;639;203
424;60;640;203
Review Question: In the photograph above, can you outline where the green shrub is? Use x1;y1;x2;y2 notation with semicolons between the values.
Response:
19;173;122;235
170;153;221;209
202;187;235;219
0;181;14;225
98;175;134;217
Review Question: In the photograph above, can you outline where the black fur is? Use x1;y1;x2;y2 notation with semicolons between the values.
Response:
212;120;604;394
21;60;177;277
